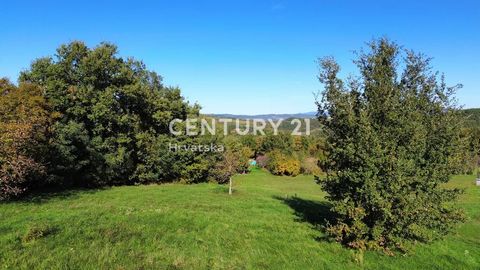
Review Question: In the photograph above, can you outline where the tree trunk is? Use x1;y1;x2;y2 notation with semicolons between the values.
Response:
229;177;232;195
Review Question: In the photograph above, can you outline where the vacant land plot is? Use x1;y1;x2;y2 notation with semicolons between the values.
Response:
0;169;478;269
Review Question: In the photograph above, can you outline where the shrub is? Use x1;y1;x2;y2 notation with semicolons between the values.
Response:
256;154;269;168
317;39;465;252
267;150;300;176
300;157;321;175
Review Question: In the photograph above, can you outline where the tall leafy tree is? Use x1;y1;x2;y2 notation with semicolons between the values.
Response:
316;39;465;252
19;41;210;186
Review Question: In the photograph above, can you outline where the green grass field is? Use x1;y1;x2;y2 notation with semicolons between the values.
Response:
0;169;478;269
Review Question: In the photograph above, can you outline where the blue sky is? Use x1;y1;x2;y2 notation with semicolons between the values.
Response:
1;1;479;114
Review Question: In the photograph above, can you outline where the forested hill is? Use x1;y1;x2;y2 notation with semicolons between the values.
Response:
208;108;480;133
208;112;317;120
461;108;480;128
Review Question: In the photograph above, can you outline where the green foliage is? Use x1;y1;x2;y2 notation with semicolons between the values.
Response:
458;109;480;170
455;109;480;173
451;128;479;174
317;38;465;252
18;41;212;188
461;108;480;128
228;131;326;177
259;132;293;154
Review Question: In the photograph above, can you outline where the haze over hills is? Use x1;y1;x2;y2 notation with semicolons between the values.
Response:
208;108;480;124
207;111;317;120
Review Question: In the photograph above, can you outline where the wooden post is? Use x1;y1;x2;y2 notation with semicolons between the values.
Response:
229;177;232;195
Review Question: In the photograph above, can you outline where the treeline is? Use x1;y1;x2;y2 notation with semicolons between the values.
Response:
459;109;480;173
1;41;478;201
0;42;221;200
461;108;480;128
225;133;325;177
0;41;325;200
459;129;480;174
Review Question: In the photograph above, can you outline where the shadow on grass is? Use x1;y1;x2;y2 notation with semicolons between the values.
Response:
274;195;337;241
7;186;107;204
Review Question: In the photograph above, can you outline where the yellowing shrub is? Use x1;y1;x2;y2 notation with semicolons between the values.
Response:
267;150;300;176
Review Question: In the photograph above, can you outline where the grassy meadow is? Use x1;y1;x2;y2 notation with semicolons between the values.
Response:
0;169;478;269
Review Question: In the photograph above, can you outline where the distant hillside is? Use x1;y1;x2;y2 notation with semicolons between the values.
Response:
205;108;479;134
207;112;317;120
461;108;480;128
209;108;480;125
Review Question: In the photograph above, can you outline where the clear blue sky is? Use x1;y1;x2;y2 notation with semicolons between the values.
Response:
1;1;479;114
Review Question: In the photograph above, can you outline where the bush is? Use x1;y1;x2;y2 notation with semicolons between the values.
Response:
255;154;269;168
300;157;321;175
267;150;300;176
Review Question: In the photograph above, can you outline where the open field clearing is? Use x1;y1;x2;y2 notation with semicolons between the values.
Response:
1;169;478;269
